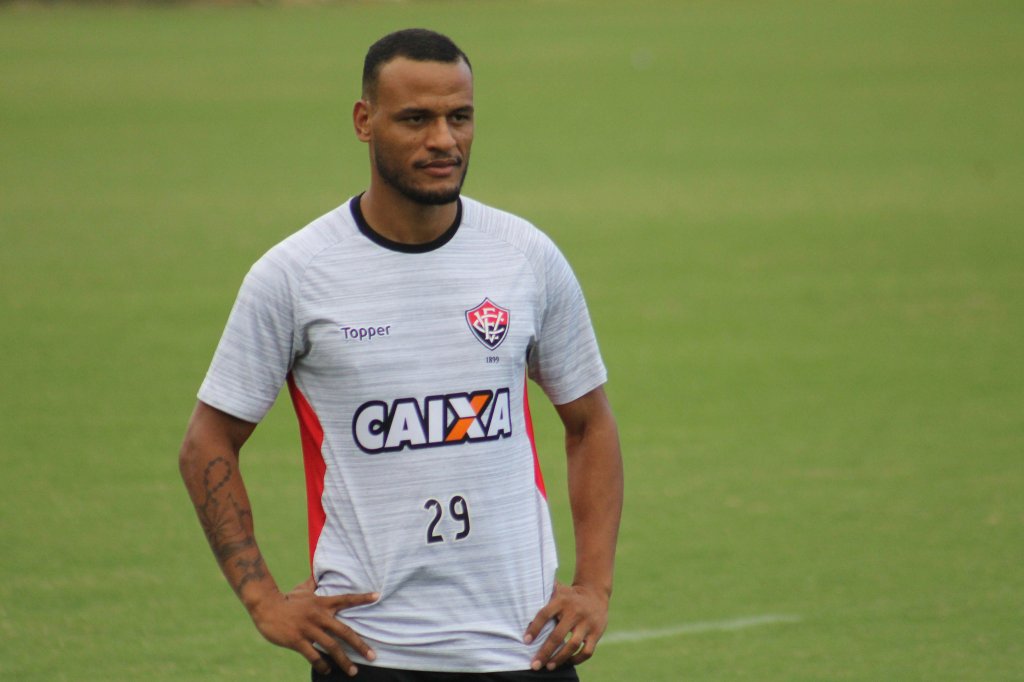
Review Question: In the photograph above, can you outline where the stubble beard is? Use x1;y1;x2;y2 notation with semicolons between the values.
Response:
374;152;469;206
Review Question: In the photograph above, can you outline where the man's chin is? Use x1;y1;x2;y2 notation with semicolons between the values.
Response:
375;153;469;206
412;190;462;206
399;182;463;206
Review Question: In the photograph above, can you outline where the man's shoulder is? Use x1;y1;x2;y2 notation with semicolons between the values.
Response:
461;195;538;233
250;198;359;279
460;196;561;258
271;198;359;259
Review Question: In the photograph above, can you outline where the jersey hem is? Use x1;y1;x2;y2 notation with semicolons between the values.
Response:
544;372;608;407
194;391;265;425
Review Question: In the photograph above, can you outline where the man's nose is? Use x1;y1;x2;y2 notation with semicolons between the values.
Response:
425;118;457;150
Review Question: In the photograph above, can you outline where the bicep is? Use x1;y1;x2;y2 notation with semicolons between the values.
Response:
553;386;616;445
180;401;258;469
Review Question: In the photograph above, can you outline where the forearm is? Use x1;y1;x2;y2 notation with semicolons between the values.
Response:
526;389;623;671
179;403;378;674
179;405;281;612
564;397;623;598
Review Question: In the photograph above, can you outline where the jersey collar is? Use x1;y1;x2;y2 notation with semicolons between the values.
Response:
350;193;462;254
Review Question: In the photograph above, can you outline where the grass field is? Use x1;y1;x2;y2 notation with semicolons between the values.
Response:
1;1;1022;680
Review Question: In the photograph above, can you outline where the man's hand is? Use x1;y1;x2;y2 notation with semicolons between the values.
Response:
249;576;379;677
524;582;610;671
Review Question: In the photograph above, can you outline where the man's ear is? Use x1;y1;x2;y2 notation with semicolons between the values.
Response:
353;99;372;142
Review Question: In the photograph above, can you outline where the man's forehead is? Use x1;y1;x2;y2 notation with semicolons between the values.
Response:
374;57;474;105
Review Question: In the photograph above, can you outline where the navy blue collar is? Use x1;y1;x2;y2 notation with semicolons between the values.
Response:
350;194;462;254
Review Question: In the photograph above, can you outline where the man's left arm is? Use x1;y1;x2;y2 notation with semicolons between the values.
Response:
525;385;624;671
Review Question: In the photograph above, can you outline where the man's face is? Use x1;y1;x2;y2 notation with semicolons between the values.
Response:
356;57;474;206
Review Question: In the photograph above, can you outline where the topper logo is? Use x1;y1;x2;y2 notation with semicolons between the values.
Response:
352;388;512;454
340;324;392;341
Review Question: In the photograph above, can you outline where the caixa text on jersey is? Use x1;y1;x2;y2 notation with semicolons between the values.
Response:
352;388;512;454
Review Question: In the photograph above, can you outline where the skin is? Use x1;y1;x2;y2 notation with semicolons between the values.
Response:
179;54;624;677
353;57;475;244
179;402;378;677
525;387;623;671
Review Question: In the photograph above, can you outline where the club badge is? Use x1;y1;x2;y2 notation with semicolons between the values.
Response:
465;298;510;351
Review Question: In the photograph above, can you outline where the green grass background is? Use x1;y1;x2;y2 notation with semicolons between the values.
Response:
1;1;1021;680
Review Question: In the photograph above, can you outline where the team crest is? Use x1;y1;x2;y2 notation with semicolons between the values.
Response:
465;298;510;350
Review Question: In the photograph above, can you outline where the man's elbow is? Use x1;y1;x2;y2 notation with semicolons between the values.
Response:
178;430;204;484
178;410;217;484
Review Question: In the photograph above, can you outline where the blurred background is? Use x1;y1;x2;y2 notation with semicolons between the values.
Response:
1;1;1021;680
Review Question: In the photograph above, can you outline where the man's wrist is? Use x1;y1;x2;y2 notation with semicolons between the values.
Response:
239;578;283;616
570;579;613;603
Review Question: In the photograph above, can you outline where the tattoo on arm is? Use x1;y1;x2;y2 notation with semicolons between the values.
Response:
194;456;265;593
234;555;268;596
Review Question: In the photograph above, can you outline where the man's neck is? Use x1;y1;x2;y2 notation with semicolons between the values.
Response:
359;186;459;245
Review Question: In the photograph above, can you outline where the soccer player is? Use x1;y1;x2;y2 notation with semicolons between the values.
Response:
179;28;623;682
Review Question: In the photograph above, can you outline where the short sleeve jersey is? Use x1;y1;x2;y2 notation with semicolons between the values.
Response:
198;195;607;672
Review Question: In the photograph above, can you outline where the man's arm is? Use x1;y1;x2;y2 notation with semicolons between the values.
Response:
179;401;378;677
524;385;624;671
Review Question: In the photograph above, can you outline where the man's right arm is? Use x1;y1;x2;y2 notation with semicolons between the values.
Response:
179;401;378;677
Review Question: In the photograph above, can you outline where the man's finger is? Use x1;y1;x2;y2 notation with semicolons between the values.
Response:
545;626;587;671
295;641;334;676
523;593;563;644
311;635;362;678
321;591;379;612
531;619;576;670
320;614;377;662
569;639;596;666
523;610;549;645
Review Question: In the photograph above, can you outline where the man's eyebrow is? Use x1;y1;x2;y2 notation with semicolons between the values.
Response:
393;105;475;117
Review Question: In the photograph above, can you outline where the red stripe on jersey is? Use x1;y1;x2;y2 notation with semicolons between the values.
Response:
523;376;547;499
287;374;327;569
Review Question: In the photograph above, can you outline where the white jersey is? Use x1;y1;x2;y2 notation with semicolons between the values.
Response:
198;195;607;672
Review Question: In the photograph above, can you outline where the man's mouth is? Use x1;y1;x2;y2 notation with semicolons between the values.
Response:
419;158;460;167
417;157;462;176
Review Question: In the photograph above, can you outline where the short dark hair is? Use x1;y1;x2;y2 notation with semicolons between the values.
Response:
362;28;472;99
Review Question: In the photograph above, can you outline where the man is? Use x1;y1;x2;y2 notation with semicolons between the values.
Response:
179;28;623;682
